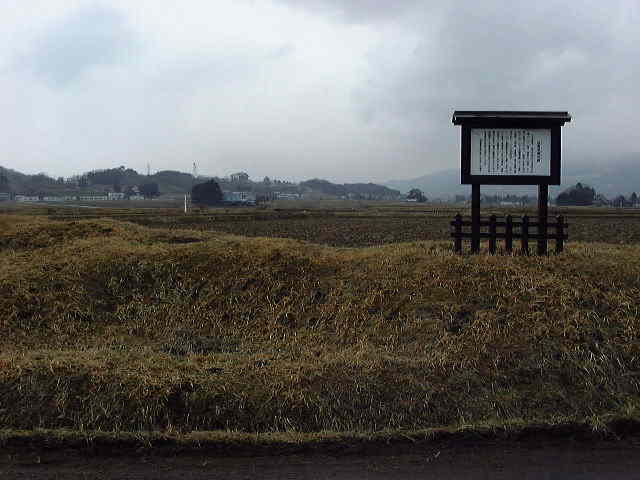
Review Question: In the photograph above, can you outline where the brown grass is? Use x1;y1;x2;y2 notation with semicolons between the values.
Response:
0;213;639;438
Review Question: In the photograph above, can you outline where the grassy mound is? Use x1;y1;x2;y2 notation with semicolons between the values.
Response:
1;215;639;436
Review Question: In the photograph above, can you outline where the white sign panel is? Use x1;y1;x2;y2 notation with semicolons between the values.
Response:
470;128;551;176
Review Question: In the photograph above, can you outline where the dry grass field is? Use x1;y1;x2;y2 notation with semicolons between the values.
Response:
1;204;640;450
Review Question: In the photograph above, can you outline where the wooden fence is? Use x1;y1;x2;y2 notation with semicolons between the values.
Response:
451;214;568;254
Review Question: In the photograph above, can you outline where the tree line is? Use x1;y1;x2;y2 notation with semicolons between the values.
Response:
556;183;638;207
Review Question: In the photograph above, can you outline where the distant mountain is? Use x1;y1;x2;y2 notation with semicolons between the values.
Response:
0;166;401;201
84;167;198;194
344;182;401;199
299;179;400;200
0;165;200;196
0;166;67;195
385;160;640;200
558;160;640;198
385;170;466;198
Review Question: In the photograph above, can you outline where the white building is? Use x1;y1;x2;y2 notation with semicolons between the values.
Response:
15;195;40;202
108;192;125;200
223;191;256;204
42;196;77;202
79;195;109;201
276;193;301;200
229;172;249;182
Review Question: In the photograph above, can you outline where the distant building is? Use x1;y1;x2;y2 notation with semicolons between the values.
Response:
128;194;145;201
230;172;249;183
593;194;610;207
223;191;256;205
0;192;11;201
42;196;77;202
276;193;301;200
15;195;40;202
79;195;109;201
108;192;125;200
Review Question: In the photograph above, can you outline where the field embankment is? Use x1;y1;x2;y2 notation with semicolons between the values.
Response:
1;213;639;449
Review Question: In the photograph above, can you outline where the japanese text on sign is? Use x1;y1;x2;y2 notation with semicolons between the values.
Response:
470;128;551;176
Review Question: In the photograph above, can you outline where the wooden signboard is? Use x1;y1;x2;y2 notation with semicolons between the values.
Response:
452;111;571;254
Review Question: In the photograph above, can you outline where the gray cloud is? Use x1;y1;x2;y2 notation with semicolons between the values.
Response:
2;0;640;184
344;1;640;175
378;2;617;113
277;0;640;178
277;0;426;23
26;4;134;87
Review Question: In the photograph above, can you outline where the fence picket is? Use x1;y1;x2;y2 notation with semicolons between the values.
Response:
489;215;497;254
522;215;530;254
556;215;564;253
454;213;462;253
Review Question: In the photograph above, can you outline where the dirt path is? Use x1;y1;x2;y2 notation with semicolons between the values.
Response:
2;443;639;479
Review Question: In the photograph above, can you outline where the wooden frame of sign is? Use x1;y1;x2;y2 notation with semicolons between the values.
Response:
452;111;571;254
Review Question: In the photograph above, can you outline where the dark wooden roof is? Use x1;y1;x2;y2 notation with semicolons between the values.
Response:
452;111;571;125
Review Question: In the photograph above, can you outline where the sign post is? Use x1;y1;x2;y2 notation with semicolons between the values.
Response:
472;183;480;253
538;184;548;254
452;111;571;254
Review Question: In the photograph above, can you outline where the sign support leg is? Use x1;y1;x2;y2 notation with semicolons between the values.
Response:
471;183;480;253
537;184;548;255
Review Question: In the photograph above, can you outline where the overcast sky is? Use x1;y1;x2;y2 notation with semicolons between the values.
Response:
1;1;639;182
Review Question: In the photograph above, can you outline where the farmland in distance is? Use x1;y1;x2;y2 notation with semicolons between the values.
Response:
9;201;640;247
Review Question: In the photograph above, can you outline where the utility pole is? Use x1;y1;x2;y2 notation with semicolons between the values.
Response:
187;162;198;215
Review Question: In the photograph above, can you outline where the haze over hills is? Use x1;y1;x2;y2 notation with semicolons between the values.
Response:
385;158;640;199
3;159;639;202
